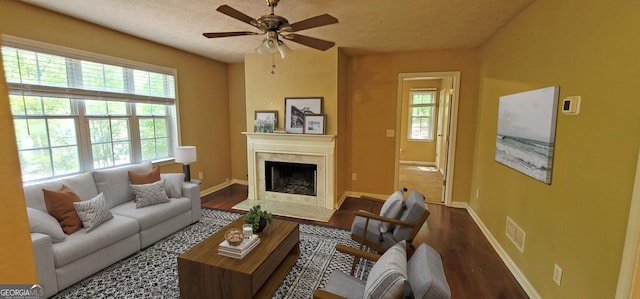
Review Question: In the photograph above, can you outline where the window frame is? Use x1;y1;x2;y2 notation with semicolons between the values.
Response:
407;90;437;141
2;35;180;183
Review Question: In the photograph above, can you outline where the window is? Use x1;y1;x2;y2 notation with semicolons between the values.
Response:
2;38;178;182
408;90;436;140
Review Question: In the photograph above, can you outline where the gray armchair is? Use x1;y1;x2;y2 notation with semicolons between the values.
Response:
313;241;451;299
351;190;430;253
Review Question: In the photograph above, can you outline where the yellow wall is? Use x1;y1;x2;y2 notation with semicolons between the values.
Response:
228;63;248;181
346;50;480;198
0;1;232;281
0;45;37;284
399;79;441;163
244;48;339;135
473;0;640;298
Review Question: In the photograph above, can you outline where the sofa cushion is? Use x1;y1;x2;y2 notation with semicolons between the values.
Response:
51;214;139;268
27;207;66;243
128;166;160;185
43;185;83;234
364;240;407;299
92;162;152;209
74;193;114;232
161;173;184;198
379;190;405;233
24;172;98;212
393;190;426;242
110;197;191;231
131;180;170;208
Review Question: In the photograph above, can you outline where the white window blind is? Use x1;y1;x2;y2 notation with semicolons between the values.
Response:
2;36;179;182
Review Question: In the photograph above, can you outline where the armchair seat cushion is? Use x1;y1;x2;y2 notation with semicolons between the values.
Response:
323;270;366;299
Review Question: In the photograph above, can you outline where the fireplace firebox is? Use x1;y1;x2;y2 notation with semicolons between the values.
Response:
265;161;317;196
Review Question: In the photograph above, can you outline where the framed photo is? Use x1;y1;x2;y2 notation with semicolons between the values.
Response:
304;114;325;135
285;97;323;133
254;110;278;133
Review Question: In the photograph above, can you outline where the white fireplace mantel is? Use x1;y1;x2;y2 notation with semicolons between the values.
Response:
242;132;336;211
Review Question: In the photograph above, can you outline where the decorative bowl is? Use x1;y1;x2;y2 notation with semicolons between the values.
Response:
225;228;244;246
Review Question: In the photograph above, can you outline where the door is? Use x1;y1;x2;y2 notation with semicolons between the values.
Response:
394;72;461;206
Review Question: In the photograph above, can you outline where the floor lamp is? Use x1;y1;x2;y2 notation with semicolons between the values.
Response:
174;146;197;182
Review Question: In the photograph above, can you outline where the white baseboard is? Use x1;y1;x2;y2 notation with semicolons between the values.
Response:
200;179;247;197
399;160;436;166
465;206;541;299
448;201;468;209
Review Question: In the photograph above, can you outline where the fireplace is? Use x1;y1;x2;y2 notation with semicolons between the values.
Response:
241;133;336;212
265;161;317;196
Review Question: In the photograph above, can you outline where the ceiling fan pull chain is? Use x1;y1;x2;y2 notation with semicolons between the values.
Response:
271;54;276;75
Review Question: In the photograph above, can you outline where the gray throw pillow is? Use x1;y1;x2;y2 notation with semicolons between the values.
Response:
160;173;184;198
26;207;66;242
73;193;113;232
364;240;408;299
131;179;170;208
379;190;404;233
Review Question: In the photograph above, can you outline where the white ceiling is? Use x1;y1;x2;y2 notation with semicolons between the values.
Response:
22;0;535;64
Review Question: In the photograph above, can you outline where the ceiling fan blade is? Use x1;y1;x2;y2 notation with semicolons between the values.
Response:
203;31;262;38
281;34;335;51
216;5;258;27
288;14;338;32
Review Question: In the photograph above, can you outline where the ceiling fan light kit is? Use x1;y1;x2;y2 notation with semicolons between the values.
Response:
203;0;338;60
255;32;291;59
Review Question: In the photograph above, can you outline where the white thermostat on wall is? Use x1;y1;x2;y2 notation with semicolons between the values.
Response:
562;96;581;115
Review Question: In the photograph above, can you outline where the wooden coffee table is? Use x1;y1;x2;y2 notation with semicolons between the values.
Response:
178;217;300;298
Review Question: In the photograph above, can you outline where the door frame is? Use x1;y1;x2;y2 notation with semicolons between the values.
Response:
615;149;640;298
394;71;461;206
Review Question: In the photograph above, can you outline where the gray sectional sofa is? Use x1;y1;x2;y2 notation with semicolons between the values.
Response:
23;162;201;298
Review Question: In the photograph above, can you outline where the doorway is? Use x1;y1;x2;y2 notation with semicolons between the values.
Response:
394;72;461;206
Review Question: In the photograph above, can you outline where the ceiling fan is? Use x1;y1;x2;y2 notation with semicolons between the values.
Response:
203;0;338;58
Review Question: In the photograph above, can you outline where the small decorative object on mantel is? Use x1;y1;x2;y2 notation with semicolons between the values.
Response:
244;204;273;232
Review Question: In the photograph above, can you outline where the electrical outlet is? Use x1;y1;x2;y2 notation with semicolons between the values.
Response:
553;264;563;286
352;173;357;180
198;171;204;180
386;129;395;137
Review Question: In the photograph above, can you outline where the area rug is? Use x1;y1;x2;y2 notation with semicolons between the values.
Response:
52;208;370;298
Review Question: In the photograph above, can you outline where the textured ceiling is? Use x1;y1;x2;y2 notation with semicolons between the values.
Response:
22;0;534;63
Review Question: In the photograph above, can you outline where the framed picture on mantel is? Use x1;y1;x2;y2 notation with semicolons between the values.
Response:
285;97;323;133
304;114;325;135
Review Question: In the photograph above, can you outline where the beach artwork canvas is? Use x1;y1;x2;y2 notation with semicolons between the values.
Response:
496;86;559;184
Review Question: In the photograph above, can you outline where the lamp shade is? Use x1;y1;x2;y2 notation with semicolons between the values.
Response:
174;146;197;164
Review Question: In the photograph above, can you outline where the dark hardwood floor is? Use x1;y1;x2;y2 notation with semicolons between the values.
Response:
201;184;528;299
